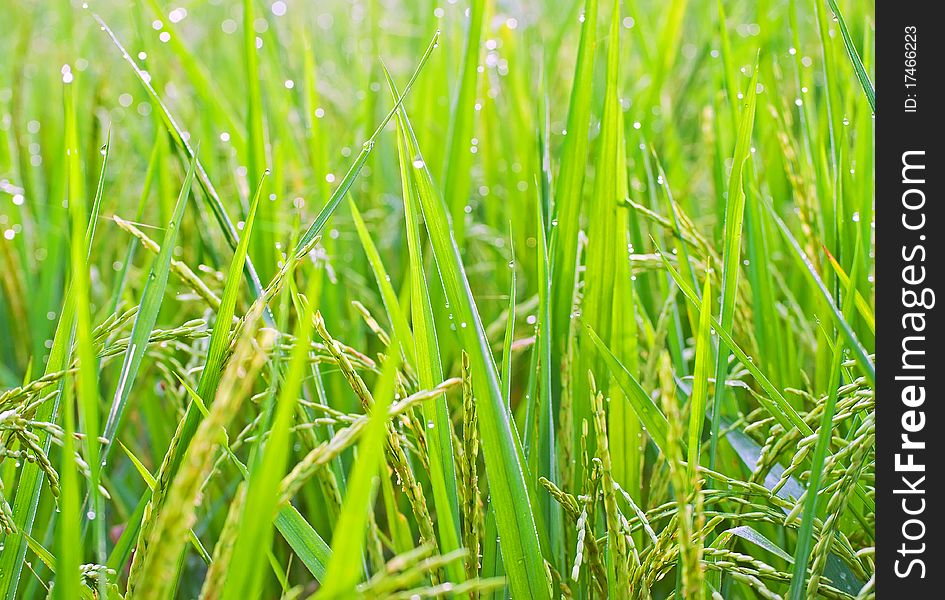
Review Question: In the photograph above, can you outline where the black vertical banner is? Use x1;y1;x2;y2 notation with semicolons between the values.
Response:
877;0;942;594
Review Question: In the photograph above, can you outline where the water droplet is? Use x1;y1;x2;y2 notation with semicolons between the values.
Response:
412;157;425;168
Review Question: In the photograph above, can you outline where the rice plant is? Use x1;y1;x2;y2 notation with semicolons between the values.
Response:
0;0;875;598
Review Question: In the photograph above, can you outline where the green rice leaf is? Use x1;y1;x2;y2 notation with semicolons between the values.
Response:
53;78;86;600
314;340;402;598
387;67;464;581
441;0;485;245
687;276;713;478
708;55;759;470
390;81;550;600
274;505;331;582
583;322;670;456
550;0;598;341
824;0;875;111
102;152;196;453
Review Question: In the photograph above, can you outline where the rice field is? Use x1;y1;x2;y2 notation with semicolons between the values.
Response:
0;0;875;598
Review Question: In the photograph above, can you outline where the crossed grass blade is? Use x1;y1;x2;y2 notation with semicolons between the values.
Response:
387;73;550;600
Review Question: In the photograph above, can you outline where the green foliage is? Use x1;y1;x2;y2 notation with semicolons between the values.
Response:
0;1;875;598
